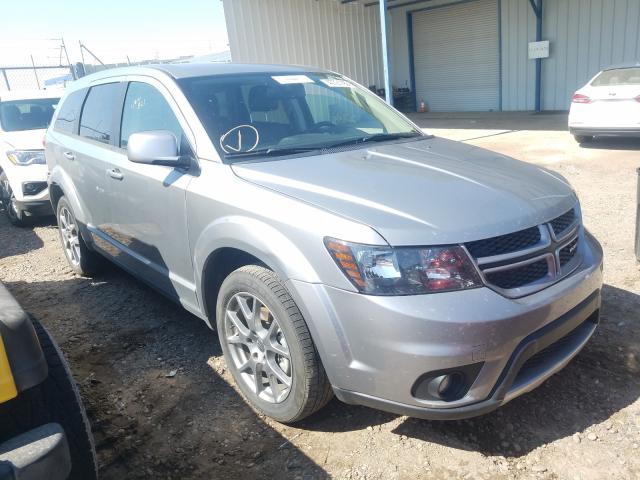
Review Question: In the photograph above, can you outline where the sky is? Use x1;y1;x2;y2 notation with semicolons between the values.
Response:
0;0;229;67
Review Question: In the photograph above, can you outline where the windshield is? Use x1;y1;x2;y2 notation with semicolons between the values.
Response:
591;68;640;86
0;98;59;132
178;72;423;161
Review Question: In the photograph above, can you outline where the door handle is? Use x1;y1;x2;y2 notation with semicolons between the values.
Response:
107;168;124;180
63;151;75;160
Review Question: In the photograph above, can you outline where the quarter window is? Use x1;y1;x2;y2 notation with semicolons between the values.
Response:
120;82;185;150
53;89;86;134
79;83;121;144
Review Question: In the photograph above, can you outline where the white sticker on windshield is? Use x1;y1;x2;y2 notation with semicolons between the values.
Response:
272;75;314;84
320;78;353;88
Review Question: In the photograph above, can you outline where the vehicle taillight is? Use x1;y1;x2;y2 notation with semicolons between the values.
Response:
572;93;592;104
42;135;47;147
635;95;640;103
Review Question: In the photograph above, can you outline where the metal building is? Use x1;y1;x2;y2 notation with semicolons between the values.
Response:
222;0;640;112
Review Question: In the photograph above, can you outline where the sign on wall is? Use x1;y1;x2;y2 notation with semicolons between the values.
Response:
528;40;550;59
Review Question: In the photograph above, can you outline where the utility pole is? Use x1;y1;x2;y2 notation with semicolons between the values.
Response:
30;55;41;89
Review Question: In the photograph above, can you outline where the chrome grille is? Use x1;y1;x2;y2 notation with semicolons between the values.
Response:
485;259;549;290
550;209;576;238
464;207;581;298
466;226;541;258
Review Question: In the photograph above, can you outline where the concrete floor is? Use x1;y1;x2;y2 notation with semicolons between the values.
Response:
406;111;570;132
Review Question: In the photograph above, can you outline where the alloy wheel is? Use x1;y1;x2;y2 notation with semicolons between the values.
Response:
224;292;292;404
59;206;81;266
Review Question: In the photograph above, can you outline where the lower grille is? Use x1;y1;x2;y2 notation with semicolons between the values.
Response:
513;311;598;385
484;259;549;290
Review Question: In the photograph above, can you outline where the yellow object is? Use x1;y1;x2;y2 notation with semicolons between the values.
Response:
0;335;18;403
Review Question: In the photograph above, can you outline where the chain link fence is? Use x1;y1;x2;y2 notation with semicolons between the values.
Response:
0;66;74;92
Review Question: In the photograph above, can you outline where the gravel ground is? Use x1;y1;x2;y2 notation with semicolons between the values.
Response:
0;128;639;479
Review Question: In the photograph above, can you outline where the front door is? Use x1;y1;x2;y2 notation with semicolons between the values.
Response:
101;80;197;309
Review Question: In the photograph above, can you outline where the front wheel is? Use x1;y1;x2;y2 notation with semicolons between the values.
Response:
216;265;333;423
0;172;27;227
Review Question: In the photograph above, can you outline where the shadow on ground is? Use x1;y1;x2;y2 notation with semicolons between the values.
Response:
301;284;639;458
0;210;55;259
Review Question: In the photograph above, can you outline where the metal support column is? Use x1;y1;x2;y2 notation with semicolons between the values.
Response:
529;0;543;112
379;0;393;105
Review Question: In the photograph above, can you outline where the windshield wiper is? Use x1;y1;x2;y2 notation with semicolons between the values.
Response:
324;132;423;149
225;146;322;160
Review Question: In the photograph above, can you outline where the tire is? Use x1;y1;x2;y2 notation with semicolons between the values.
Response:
574;134;593;144
0;171;27;227
0;317;98;479
56;196;102;276
216;265;333;423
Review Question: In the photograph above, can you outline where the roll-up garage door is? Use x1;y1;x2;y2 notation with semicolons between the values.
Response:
412;0;499;112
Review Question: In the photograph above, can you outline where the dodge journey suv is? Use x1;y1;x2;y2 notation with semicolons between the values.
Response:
45;64;603;423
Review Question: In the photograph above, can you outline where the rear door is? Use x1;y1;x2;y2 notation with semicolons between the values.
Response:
70;82;125;232
100;79;197;307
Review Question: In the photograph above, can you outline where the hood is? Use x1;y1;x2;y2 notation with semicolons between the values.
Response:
1;129;46;151
231;137;577;246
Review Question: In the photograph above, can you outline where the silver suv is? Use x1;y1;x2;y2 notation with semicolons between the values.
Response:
45;64;603;423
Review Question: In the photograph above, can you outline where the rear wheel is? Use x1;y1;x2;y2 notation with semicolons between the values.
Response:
0;317;98;479
574;134;593;144
0;172;27;227
216;265;333;423
56;196;102;276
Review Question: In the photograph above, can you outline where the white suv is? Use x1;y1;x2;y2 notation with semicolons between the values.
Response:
0;90;60;225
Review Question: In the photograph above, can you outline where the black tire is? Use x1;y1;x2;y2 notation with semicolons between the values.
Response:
0;317;98;479
56;196;102;276
574;134;593;144
216;265;333;423
0;171;27;227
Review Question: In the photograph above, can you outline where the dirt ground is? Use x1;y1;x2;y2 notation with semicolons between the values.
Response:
1;121;639;479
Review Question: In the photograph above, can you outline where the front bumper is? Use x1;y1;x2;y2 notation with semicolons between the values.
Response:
287;230;603;419
0;423;71;480
13;199;52;217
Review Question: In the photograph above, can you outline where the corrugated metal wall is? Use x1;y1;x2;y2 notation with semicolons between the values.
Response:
222;0;384;89
223;0;640;112
542;0;640;110
500;0;536;110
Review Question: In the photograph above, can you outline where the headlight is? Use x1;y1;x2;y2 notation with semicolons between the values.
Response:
325;238;482;295
6;150;46;166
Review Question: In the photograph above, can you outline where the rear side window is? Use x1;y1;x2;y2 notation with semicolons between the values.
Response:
53;89;86;134
79;83;121;144
120;82;185;149
592;68;640;86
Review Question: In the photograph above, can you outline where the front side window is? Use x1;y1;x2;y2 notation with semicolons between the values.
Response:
120;82;185;150
178;72;422;161
79;83;121;144
0;98;59;132
54;89;86;134
592;68;640;86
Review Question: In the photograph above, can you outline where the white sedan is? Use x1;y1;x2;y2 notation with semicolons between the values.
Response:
568;63;640;143
0;90;60;226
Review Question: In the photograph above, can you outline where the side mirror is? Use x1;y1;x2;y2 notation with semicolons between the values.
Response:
127;130;181;166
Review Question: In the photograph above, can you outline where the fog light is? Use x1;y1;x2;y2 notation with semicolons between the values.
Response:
411;363;483;402
427;372;465;400
22;182;47;196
